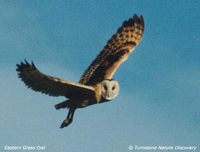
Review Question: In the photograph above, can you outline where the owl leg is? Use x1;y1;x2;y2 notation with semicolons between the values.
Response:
60;107;76;128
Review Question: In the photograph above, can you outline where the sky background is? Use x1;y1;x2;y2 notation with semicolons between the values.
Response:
0;0;200;152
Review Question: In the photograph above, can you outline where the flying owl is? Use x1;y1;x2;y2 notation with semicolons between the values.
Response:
16;14;144;128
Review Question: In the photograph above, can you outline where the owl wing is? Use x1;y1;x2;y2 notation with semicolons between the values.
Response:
16;61;95;98
79;14;144;85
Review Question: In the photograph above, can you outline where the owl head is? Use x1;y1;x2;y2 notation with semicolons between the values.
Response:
101;79;119;101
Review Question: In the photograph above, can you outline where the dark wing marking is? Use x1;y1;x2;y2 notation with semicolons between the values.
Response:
79;14;144;85
16;61;95;98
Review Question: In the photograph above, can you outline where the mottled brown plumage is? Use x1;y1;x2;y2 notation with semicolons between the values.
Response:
79;14;144;85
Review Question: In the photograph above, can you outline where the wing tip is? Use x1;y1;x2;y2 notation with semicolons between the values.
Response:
16;60;35;69
16;60;37;79
121;14;144;30
133;14;144;26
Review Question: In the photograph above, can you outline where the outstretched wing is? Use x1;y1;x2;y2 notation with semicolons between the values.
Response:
79;14;144;85
16;61;95;98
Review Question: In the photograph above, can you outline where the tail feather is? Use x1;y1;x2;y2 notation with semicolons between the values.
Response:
55;100;70;110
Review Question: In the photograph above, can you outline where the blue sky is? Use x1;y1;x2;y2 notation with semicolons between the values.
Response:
0;0;200;152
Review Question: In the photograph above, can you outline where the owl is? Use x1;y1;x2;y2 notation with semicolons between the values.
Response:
16;14;144;128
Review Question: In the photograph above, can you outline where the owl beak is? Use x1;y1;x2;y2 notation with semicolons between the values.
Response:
105;92;112;100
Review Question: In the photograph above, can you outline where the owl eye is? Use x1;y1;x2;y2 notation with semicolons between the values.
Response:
112;86;116;90
104;85;108;90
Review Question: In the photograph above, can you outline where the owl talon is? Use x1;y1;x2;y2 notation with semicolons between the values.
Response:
60;119;72;128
